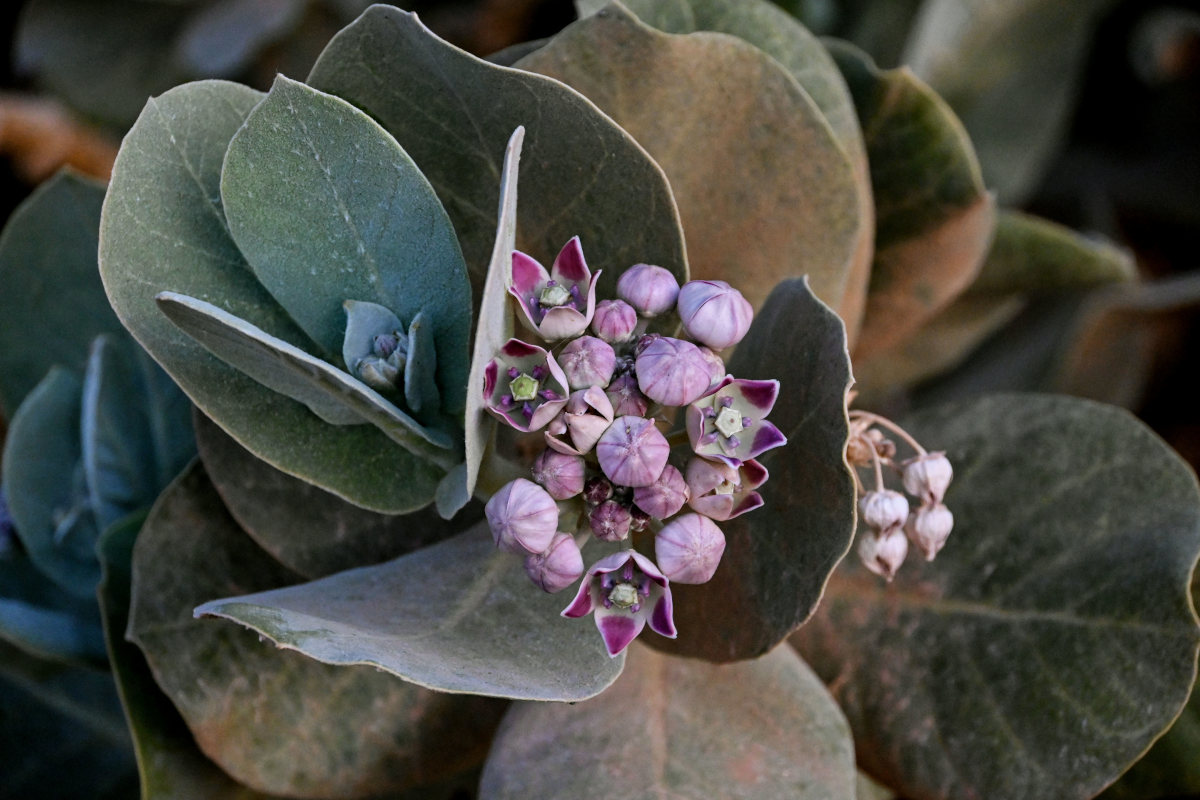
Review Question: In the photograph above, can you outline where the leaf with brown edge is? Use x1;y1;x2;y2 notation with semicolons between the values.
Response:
646;278;855;662
517;4;861;316
479;643;856;800
128;462;505;798
792;393;1200;800
828;40;995;364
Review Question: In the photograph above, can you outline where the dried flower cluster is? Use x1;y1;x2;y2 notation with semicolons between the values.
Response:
847;408;954;580
483;239;786;655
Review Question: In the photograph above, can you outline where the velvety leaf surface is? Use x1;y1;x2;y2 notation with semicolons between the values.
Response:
518;5;860;315
829;40;995;362
583;0;876;333
128;462;506;798
903;0;1118;203
98;80;440;513
792;393;1200;800
307;5;688;303
221;75;471;415
479;643;856;800
1;367;99;599
648;278;855;661
196;522;625;701
194;411;472;580
82;334;196;533
0;169;118;418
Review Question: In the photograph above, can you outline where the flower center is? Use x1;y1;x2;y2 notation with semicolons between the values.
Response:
715;406;743;438
539;282;572;308
714;477;739;495
608;582;640;609
510;373;540;402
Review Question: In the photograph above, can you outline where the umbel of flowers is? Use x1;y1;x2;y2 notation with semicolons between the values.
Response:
483;238;786;656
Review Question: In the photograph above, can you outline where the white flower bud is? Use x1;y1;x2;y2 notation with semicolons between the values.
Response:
859;490;908;534
858;526;908;581
906;503;954;561
903;452;953;505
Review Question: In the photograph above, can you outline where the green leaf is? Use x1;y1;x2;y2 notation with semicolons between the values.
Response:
128;462;506;797
82;334;196;532
0;546;106;665
196;521;626;701
98;80;441;513
0;169;119;419
903;0;1119;204
828;39;995;362
2;367;99;599
154;292;456;468
792;393;1200;800
173;0;303;77
307;5;688;304
518;4;860;316
220;75;471;415
647;278;855;661
194;411;471;580
480;643;856;799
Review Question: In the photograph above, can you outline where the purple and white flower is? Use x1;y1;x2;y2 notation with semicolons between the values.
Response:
510;238;600;341
483;339;569;432
562;550;676;657
685;457;767;521
686;376;786;467
545;386;615;456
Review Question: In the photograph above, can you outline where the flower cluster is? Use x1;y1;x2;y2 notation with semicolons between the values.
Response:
846;407;954;580
483;239;786;656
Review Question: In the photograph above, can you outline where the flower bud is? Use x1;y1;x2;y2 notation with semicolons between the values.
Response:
635;336;714;407
633;464;689;520
356;356;400;392
531;449;586;500
905;503;954;561
606;373;649;418
590;500;632;542
583;476;614;505
903;452;953;505
558;336;616;390
617;264;680;316
676;280;753;350
596;416;670;488
858;526;908;581
655;513;726;584
697;346;726;390
591;299;639;343
525;533;585;593
859;490;909;534
485;478;559;555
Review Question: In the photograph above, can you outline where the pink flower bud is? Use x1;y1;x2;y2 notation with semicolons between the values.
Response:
697;346;726;390
858;526;908;581
596;416;670;488
525;533;585;593
633;464;689;520
605;373;649;418
583;475;614;505
635;336;714;407
655;513;726;584
558;336;616;389
592;299;639;343
859;490;909;534
905;503;954;561
589;500;632;542
545;387;615;456
616;264;680;316
902;452;953;505
485;478;559;555
531;449;586;500
676;280;753;350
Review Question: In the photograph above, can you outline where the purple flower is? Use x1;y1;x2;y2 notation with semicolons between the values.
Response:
902;452;954;506
633;464;689;519
545;386;614;456
591;299;639;343
562;550;677;657
525;533;585;593
589;500;632;542
686;376;786;467
858;526;908;581
676;280;753;350
485;478;559;555
635;335;715;407
510;238;600;341
605;372;649;418
484;339;569;432
655;513;726;584
596;416;670;488
531;449;586;500
697;346;726;391
616;264;680;316
905;503;954;561
685;457;767;521
558;336;615;390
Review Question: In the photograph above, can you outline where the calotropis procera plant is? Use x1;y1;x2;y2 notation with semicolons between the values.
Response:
0;1;1187;798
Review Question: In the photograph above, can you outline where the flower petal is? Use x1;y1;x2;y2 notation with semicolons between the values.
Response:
550;236;590;284
594;607;644;657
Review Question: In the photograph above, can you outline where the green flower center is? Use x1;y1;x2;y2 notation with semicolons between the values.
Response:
715;406;743;438
539;284;572;307
608;582;639;609
510;373;540;403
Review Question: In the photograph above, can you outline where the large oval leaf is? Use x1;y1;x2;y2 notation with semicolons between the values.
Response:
194;411;471;580
128;462;505;798
480;643;856;799
220;75;471;415
792;393;1200;800
308;5;688;302
98;80;440;513
0;168;118;418
646;278;855;661
518;4;860;315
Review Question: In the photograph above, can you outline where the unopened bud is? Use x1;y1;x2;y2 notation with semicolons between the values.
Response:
531;449;586;500
858;526;908;581
558;336;616;389
592;299;639;343
616;264;680;316
589;500;632;542
903;452;953;505
485;478;559;555
635;336;715;407
632;464;689;520
676;280;753;350
655;513;726;584
525;533;585;592
906;503;953;560
859;490;908;533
